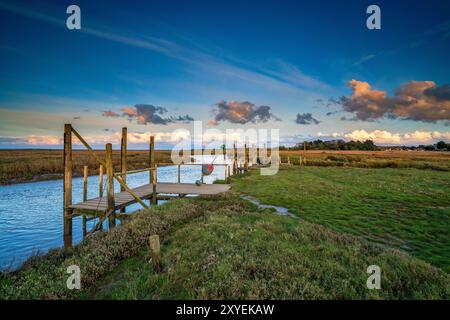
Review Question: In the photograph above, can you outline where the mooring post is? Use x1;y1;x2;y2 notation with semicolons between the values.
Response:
177;164;181;183
99;164;104;197
149;136;155;183
120;127;127;213
63;123;73;248
233;143;237;174
98;164;104;231
106;143;115;228
149;235;161;273
82;165;88;237
152;164;157;205
244;144;249;172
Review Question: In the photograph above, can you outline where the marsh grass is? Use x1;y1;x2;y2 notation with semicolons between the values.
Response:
1;194;448;299
232;166;450;272
279;150;450;171
0;149;173;184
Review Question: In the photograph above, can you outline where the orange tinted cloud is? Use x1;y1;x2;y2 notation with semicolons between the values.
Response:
339;80;450;123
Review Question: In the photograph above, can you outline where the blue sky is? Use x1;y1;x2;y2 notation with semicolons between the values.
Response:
0;0;449;148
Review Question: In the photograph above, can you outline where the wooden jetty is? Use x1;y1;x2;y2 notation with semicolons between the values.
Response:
69;183;231;213
62;124;252;247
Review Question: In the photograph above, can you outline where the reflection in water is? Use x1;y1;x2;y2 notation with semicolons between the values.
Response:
240;194;297;218
0;155;232;270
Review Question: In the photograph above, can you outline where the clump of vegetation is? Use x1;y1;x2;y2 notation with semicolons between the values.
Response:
1;193;449;299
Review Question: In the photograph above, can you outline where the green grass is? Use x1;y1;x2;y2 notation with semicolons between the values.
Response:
232;166;450;272
87;196;449;299
1;171;449;299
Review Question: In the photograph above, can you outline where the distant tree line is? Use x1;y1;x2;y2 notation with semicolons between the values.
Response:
280;139;449;151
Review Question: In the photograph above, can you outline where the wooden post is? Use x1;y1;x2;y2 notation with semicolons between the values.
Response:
177;164;181;183
99;164;104;197
287;156;291;165
149;136;155;184
233;143;237;174
82;165;88;237
244;144;248;172
63;124;73;247
152;164;157;205
120;127;127;213
303;141;307;165
98;164;104;231
106;143;115;228
149;235;161;272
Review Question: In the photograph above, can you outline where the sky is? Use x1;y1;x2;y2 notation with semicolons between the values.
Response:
0;0;449;148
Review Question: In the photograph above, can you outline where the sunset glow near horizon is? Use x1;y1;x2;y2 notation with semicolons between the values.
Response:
0;0;449;149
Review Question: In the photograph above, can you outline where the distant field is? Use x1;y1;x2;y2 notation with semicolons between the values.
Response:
232;166;450;272
1;149;449;184
0;149;173;184
279;150;450;171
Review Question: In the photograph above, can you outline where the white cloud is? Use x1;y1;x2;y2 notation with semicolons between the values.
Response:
317;130;450;145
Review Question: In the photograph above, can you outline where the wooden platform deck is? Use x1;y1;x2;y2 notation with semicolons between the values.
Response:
69;182;231;213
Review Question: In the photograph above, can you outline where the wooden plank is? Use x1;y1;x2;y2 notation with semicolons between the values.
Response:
71;182;231;212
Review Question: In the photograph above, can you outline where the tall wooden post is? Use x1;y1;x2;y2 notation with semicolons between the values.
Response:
244;144;249;172
63;124;73;248
120;127;127;213
177;164;181;183
82;165;88;237
149;136;155;184
233;143;238;174
152;164;157;205
106;143;115;228
99;164;104;197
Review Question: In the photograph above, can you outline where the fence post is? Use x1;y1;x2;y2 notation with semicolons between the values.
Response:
63;124;73;247
149;235;161;273
233;143;238;174
82;165;88;237
106;143;115;228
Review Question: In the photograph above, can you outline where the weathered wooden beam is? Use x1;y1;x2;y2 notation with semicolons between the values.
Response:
149;136;155;184
99;164;103;197
244;144;249;172
120;127;127;213
106;143;116;228
83;165;88;238
120;127;127;193
233;142;238;174
149;235;161;273
152;164;157;205
63;123;73;248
